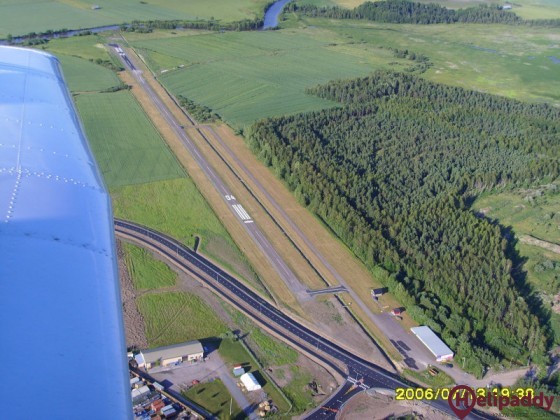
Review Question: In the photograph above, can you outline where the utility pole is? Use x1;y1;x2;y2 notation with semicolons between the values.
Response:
229;397;233;416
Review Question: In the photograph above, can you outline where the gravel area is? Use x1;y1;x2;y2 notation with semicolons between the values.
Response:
339;391;451;420
117;240;148;350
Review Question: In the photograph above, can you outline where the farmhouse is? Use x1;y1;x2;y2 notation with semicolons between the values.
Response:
411;326;454;362
137;340;204;370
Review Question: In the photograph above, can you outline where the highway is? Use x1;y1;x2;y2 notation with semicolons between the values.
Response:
115;219;493;420
111;44;310;302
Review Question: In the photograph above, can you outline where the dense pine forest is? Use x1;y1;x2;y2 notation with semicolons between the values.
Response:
286;0;560;26
248;72;560;374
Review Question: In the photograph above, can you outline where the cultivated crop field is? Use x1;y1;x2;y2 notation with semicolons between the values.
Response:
132;29;411;127
0;0;270;37
123;243;176;290
132;19;560;128
137;292;229;347
57;54;121;92
76;90;184;187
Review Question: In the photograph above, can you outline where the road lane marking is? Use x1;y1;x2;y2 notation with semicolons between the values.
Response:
232;204;251;221
235;204;251;220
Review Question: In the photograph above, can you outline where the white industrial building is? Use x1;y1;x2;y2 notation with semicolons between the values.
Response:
411;326;454;362
136;340;204;370
240;373;261;391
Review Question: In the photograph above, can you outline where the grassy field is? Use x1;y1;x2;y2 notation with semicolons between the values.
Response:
0;0;271;37
281;366;314;413
310;20;560;106
137;292;229;347
227;308;299;367
474;185;560;244
46;34;115;61
111;178;262;289
183;379;243;420
123;243;176;290
75;90;185;188
131;20;560;129
217;338;292;413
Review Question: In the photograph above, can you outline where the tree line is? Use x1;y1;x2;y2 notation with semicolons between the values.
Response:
285;0;560;26
247;71;560;376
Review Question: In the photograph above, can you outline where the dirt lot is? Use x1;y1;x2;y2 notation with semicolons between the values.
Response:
117;240;148;349
339;391;452;420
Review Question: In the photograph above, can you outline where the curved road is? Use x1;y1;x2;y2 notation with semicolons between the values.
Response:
115;219;493;420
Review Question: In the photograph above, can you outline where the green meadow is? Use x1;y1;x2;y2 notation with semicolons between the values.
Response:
111;177;264;292
57;54;121;92
0;0;270;37
75;91;185;187
123;243;176;290
131;19;560;129
137;292;229;347
183;380;243;420
475;186;560;244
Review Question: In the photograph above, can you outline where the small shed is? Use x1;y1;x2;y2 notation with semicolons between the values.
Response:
233;366;245;376
411;326;454;362
240;372;261;391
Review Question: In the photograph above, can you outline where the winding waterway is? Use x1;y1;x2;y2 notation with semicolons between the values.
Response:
1;0;292;44
263;0;293;29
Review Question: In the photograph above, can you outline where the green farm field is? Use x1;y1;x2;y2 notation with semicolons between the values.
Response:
137;291;229;347
46;34;115;61
0;0;270;37
132;20;560;128
133;29;412;128
123;243;176;290
75;90;184;187
57;54;121;92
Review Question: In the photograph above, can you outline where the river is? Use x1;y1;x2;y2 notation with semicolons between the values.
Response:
263;0;293;29
2;0;291;44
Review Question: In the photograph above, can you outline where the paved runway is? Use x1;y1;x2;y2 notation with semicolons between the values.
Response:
113;44;310;302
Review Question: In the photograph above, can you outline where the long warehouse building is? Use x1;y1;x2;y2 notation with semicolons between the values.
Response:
411;326;454;362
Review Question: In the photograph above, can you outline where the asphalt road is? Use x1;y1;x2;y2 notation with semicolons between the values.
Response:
115;220;493;420
112;44;310;302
